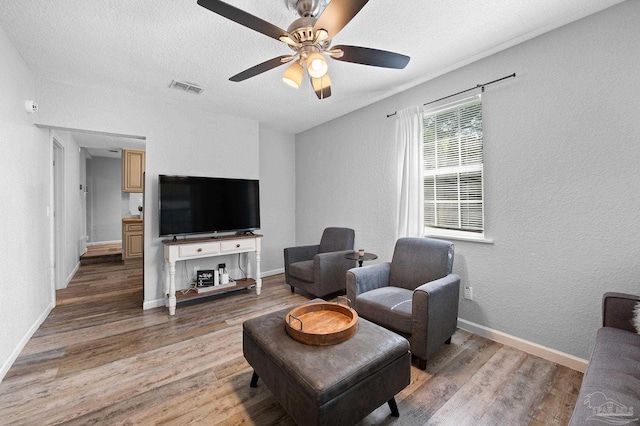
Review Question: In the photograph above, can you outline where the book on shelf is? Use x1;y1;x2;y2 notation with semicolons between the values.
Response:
196;270;215;286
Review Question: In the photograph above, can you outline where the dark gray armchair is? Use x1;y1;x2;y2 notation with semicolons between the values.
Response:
347;237;460;369
284;227;356;298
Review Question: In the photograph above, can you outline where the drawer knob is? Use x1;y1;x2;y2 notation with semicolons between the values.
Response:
236;244;240;248
197;248;202;252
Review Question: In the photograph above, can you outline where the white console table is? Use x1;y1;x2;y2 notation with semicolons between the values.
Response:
163;234;262;315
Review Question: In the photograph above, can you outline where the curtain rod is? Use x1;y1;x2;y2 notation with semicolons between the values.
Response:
386;72;516;118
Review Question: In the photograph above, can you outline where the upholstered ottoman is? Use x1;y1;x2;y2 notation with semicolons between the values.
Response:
242;303;411;426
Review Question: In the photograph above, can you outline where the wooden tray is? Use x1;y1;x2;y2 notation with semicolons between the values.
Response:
285;298;358;346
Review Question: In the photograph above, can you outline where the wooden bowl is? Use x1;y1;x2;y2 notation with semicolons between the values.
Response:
285;301;358;346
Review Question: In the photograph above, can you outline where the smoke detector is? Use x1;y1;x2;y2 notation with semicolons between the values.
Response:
25;100;38;113
169;80;204;95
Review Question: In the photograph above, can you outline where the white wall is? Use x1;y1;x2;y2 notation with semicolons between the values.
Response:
0;26;52;380
258;127;296;275
0;55;297;376
32;79;260;306
295;1;640;360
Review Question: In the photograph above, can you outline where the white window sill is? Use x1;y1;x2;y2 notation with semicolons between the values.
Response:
424;230;494;244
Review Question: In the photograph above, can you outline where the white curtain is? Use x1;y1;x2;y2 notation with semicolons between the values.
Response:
395;106;424;240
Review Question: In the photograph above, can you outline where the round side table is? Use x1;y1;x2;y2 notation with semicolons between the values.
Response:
344;251;378;267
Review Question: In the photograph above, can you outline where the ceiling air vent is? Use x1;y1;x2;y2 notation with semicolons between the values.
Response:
169;80;204;95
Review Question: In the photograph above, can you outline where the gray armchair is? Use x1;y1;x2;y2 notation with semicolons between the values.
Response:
347;237;460;370
284;227;356;298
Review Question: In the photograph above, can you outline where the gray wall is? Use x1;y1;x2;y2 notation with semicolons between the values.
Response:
258;127;296;274
295;1;640;360
86;156;123;243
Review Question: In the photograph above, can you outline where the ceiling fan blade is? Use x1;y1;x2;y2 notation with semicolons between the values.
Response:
197;0;291;42
229;56;292;82
313;0;369;40
331;45;410;69
310;74;332;100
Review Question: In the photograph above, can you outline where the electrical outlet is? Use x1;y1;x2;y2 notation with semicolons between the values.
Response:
464;286;473;300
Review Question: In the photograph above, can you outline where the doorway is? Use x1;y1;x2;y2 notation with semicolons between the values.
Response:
42;125;146;306
80;135;146;303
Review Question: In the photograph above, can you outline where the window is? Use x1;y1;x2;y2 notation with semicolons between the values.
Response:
423;94;484;236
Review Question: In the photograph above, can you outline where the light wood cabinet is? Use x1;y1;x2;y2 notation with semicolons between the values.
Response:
122;149;145;192
123;220;143;261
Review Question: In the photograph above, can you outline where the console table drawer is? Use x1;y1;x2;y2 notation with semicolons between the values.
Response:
221;239;256;253
179;243;220;258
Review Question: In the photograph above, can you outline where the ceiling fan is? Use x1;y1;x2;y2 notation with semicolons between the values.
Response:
196;0;410;99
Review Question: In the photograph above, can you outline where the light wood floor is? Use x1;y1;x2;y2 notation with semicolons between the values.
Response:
81;243;122;258
0;260;583;425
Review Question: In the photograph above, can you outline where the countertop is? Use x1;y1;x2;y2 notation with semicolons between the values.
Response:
123;217;143;223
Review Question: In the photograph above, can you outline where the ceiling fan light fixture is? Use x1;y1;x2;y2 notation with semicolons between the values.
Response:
282;61;304;88
306;52;328;78
311;73;332;99
311;74;330;89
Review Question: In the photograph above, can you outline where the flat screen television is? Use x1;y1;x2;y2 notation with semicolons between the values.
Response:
158;175;260;237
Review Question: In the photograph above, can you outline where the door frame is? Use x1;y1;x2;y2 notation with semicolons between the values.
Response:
51;137;65;295
39;124;147;305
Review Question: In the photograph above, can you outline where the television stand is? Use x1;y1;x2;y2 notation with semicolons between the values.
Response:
163;234;263;315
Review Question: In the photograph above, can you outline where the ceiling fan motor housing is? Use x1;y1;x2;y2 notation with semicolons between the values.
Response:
287;17;317;42
286;0;329;18
286;17;331;54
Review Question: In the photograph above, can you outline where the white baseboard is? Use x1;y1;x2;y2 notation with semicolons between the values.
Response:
457;318;588;373
56;261;80;291
143;298;166;310
262;268;284;277
0;301;54;382
86;240;122;247
64;261;80;288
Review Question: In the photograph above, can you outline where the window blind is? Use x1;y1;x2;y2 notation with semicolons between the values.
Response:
423;94;484;233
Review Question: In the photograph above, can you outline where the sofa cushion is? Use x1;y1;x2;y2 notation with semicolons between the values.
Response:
569;327;640;425
289;260;314;283
356;287;413;334
318;227;354;253
389;238;453;291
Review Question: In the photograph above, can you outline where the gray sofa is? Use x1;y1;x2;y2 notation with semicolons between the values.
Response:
568;292;640;425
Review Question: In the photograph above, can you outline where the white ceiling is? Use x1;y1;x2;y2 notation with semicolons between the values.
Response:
72;131;146;158
1;0;625;138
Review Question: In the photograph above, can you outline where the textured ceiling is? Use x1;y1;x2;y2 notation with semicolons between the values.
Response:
1;0;625;140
